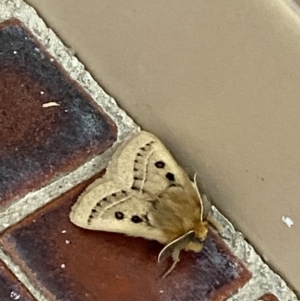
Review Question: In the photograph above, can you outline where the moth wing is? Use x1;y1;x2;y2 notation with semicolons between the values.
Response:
70;130;202;244
107;131;193;195
70;179;167;243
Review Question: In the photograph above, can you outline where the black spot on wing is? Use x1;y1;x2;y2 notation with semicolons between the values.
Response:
131;215;143;223
87;215;93;225
115;211;124;220
155;161;165;168
165;172;175;182
131;140;155;191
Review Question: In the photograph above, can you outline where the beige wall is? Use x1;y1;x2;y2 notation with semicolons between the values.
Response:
26;0;300;292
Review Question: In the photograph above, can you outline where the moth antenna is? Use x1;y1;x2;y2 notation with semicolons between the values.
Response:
192;173;204;221
206;215;223;233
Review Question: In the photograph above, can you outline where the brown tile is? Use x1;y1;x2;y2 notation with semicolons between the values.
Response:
257;293;279;301
0;19;117;208
0;176;251;301
0;259;35;301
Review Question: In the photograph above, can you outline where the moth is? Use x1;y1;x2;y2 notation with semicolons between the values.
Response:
70;131;214;277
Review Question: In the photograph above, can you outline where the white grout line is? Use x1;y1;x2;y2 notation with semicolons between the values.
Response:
0;247;49;301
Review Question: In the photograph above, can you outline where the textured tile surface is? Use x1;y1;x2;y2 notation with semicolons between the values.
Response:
0;176;251;301
0;259;35;301
0;19;117;208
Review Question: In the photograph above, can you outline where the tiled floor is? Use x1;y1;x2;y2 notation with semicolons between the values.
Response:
0;2;298;301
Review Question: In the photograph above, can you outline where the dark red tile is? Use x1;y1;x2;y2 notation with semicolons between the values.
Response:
257;293;279;301
0;176;251;301
0;260;35;301
0;19;117;208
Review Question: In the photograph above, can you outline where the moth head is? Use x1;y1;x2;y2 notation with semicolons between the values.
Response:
184;220;208;253
195;220;208;241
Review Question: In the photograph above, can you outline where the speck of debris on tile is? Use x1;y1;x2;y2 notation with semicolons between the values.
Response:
61;264;65;269
262;254;268;262
10;291;21;300
65;240;70;244
42;102;60;108
61;230;67;234
282;216;294;228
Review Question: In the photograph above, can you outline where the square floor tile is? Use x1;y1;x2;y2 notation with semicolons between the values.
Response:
0;19;117;208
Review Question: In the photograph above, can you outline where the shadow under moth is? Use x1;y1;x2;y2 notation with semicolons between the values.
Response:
70;131;216;277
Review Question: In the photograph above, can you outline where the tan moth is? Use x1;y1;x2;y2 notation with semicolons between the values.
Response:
70;131;213;277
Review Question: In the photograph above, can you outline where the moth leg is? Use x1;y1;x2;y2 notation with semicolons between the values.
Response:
205;215;233;242
161;249;180;278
